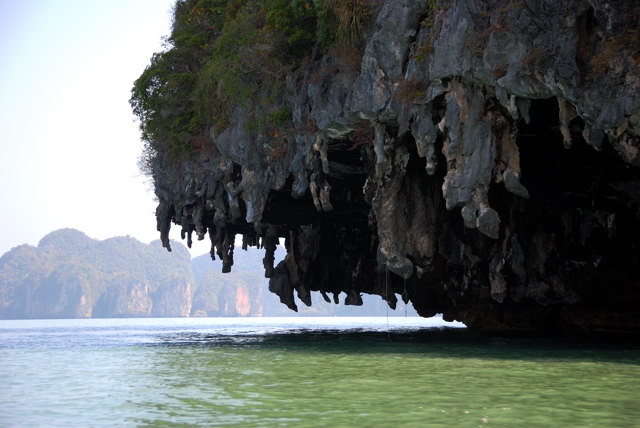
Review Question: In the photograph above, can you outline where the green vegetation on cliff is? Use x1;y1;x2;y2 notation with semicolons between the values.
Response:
130;0;374;172
0;229;194;318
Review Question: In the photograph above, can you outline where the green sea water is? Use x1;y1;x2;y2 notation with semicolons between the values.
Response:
1;317;638;427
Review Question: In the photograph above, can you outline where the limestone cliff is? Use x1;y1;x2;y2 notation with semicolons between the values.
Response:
140;0;640;331
0;230;195;319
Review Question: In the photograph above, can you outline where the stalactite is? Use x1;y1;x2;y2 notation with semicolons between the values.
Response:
146;0;640;331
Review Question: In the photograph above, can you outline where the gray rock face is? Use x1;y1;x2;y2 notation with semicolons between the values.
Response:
151;0;640;331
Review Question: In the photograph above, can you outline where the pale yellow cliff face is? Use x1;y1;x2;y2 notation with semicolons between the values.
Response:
178;281;194;317
122;283;153;316
75;294;93;318
235;285;251;317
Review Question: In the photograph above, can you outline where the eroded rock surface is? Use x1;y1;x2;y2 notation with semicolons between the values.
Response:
149;0;640;331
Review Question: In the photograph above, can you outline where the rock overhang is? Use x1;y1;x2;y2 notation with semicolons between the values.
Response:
142;0;640;331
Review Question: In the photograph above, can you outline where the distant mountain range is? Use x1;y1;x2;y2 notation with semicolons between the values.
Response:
0;229;416;319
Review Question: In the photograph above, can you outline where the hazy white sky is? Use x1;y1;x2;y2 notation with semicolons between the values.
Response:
0;0;214;256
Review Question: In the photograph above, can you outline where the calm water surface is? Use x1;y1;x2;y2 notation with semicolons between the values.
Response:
0;317;638;427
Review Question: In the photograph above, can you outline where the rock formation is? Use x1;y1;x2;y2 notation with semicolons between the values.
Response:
142;0;640;331
0;229;195;319
1;229;401;319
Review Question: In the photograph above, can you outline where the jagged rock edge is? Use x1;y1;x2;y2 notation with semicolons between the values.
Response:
151;0;640;331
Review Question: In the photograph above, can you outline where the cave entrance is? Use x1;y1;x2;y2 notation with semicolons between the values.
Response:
514;97;640;318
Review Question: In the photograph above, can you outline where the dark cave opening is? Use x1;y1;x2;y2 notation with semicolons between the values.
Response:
509;98;640;322
517;98;630;206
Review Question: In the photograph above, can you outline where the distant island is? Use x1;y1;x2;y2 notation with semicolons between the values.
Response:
0;229;415;319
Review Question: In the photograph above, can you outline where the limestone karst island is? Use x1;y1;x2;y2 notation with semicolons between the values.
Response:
129;0;640;331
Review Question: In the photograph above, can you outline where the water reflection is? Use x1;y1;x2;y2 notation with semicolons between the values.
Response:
153;327;640;365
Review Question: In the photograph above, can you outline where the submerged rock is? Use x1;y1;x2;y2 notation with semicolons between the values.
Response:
142;0;640;331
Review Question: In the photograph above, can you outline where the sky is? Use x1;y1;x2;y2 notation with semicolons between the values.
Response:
0;0;214;256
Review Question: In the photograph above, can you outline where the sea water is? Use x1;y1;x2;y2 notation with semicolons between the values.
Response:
0;317;638;427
